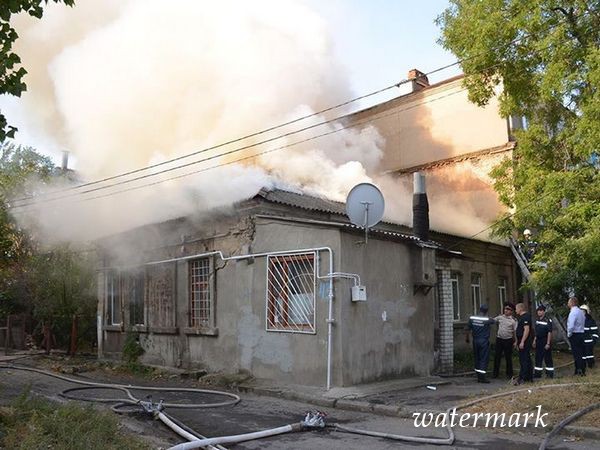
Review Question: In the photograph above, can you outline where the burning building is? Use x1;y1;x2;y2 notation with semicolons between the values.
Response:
96;184;517;386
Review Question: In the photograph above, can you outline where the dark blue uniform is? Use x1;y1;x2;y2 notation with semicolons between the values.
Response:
534;316;554;378
468;315;494;380
516;312;533;382
583;315;598;368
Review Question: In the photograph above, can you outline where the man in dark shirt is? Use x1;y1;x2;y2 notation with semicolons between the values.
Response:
581;304;598;369
515;302;533;384
533;304;554;378
466;305;494;383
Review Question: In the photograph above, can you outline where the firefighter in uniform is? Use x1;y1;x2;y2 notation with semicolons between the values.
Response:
515;302;533;384
581;305;598;368
533;304;554;378
466;304;495;383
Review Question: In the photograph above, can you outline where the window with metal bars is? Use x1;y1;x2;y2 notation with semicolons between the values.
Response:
189;258;212;327
266;252;316;334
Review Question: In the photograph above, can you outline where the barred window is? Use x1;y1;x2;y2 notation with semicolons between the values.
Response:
147;263;176;328
189;258;212;327
266;252;316;334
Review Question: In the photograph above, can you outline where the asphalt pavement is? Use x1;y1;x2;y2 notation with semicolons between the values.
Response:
1;355;598;450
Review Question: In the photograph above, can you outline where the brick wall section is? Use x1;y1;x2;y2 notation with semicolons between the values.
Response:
436;259;454;373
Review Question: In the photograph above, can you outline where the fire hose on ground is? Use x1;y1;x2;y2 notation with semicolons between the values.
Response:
1;363;599;449
0;363;239;450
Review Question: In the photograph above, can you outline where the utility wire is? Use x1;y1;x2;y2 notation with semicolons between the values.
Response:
10;11;578;206
12;86;469;210
9;72;429;203
10;12;590;210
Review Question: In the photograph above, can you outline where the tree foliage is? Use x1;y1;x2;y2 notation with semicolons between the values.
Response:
0;0;74;141
0;142;54;316
0;142;96;348
438;1;600;306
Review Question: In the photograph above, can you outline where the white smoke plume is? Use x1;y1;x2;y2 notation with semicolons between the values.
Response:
5;0;504;244
7;0;378;242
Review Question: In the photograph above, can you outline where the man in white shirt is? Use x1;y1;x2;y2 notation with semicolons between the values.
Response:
567;296;586;376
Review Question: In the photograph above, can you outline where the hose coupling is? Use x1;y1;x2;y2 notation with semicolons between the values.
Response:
302;410;327;428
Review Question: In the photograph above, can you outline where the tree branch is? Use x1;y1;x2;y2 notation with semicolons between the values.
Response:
551;7;587;47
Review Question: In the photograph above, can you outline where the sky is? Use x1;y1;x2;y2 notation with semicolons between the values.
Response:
2;0;459;167
305;0;459;94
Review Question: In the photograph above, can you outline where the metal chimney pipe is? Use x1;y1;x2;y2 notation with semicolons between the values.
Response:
61;151;69;171
412;172;430;241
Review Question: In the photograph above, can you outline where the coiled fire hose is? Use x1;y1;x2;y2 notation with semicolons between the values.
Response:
0;363;239;449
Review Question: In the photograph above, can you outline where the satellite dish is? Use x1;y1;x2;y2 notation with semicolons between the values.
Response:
346;183;385;242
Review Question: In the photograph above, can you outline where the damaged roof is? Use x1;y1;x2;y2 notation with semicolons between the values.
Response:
255;187;347;216
253;187;465;256
255;187;422;242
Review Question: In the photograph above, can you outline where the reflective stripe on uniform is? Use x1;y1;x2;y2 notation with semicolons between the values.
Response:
470;316;490;321
593;334;599;338
534;366;543;371
585;327;590;331
591;326;599;330
546;367;554;371
474;369;486;374
536;321;548;325
584;339;593;343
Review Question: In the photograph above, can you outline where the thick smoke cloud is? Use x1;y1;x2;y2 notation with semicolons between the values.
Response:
5;0;502;244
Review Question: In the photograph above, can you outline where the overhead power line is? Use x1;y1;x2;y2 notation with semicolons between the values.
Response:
12;86;469;210
10;12;588;209
9;69;435;204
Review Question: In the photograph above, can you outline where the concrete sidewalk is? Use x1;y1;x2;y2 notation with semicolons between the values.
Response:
238;375;452;417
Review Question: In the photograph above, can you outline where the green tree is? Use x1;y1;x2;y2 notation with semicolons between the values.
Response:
437;1;600;306
0;142;54;315
0;142;96;349
1;0;74;141
28;245;97;348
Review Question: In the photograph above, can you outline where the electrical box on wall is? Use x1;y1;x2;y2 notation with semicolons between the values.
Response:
351;285;367;302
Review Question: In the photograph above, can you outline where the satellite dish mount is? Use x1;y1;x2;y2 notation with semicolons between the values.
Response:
346;183;385;244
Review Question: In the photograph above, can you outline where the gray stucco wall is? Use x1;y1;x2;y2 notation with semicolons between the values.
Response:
337;232;435;385
247;219;342;386
100;214;344;387
98;209;515;387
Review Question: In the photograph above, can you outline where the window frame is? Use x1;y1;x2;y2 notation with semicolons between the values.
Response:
128;270;146;327
105;270;122;326
188;257;215;328
266;252;317;334
146;262;177;330
497;277;507;312
470;273;482;314
450;271;461;322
